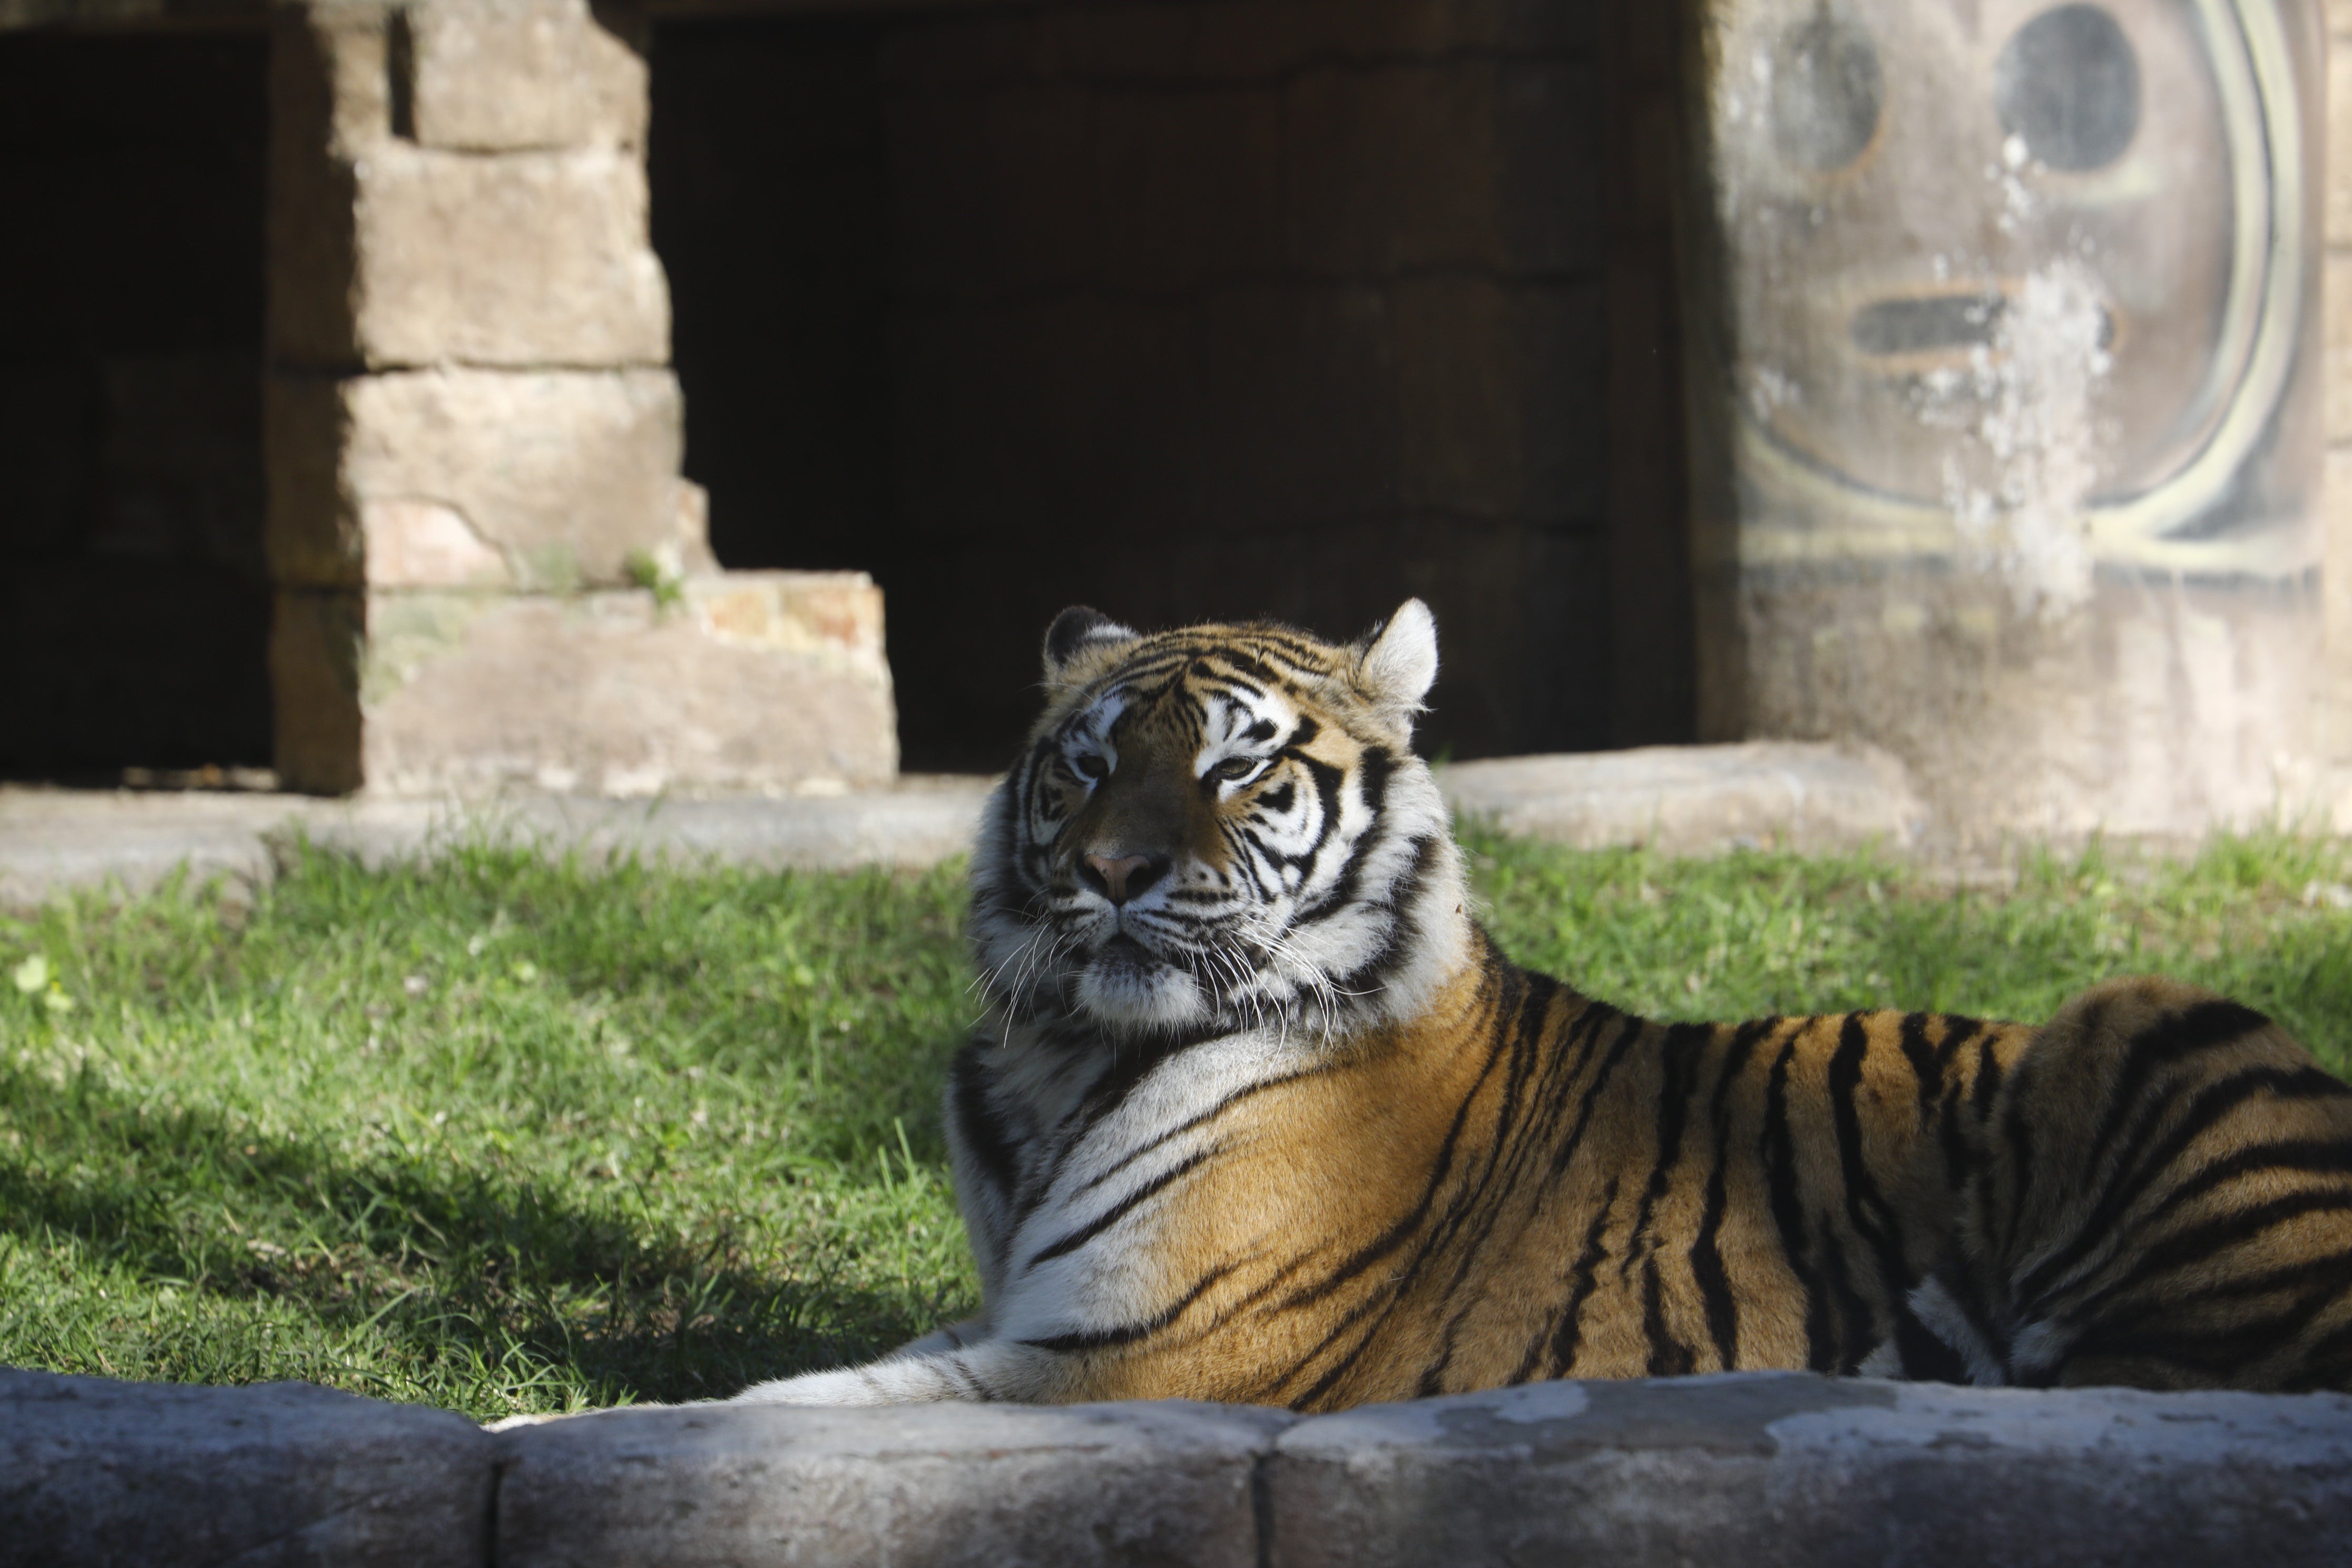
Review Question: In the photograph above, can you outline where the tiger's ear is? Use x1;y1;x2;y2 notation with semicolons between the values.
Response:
1042;605;1140;685
1353;599;1439;719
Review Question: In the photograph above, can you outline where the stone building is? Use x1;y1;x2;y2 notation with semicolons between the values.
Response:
3;0;2346;840
1;0;1685;792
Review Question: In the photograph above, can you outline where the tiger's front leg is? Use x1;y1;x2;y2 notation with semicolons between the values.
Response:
730;1331;1072;1407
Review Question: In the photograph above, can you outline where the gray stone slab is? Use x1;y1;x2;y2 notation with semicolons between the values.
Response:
492;1398;1295;1568
1266;1373;2352;1567
0;1367;494;1568
0;778;996;907
1438;740;1928;854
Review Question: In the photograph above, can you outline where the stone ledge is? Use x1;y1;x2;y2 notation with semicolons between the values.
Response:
0;742;1935;906
0;777;996;907
1439;741;1928;855
6;1369;2349;1567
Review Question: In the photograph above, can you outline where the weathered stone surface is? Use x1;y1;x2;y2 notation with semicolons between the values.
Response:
878;0;1597;89
272;586;368;796
2331;48;2352;246
2331;249;2352;445
1438;741;1927;853
1266;1374;2352;1567
405;0;648;152
5;1366;2352;1565
345;573;896;797
0;1367;493;1568
353;144;668;367
267;368;689;592
265;3;376;370
1283;60;1510;276
0;776;995;906
493;1399;1292;1568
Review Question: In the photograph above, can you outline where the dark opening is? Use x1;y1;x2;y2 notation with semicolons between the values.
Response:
653;2;1678;772
0;30;273;781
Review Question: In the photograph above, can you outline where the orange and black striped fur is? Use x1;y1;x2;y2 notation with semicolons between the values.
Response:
735;602;2352;1410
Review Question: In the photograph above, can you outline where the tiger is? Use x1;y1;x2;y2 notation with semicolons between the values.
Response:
734;600;2352;1410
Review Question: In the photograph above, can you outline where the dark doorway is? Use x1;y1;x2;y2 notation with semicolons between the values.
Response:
0;30;273;781
652;2;1665;772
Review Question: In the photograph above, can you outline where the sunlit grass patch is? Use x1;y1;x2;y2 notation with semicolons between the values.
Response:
4;825;2350;1417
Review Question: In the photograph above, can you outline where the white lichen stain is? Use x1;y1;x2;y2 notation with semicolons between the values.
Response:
1935;260;2112;618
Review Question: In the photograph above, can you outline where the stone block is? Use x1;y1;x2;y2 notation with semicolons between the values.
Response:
1265;1375;2352;1567
1391;277;1605;520
2335;253;2352;443
352;144;668;367
2330;50;2352;246
272;586;366;796
266;4;375;368
1498;57;1604;272
2328;443;2352;762
274;572;896;797
1095;85;1285;293
405;0;648;152
0;1367;493;1567
267;368;690;592
1437;741;1927;854
493;1399;1291;1568
1283;61;1504;276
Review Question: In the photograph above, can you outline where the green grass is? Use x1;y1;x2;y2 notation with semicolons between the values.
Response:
4;827;2351;1419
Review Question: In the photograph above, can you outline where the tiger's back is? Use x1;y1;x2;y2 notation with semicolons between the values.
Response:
738;602;2352;1411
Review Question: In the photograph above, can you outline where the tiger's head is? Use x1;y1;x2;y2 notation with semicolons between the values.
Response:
969;601;1472;1042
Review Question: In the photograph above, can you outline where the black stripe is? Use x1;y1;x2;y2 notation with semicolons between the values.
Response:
949;1043;1020;1205
2077;998;2272;1193
1621;1023;1712;1280
1017;1263;1231;1353
1075;1065;1331;1195
1643;1262;1695;1375
1828;1014;1914;1305
1024;1145;1216;1268
1760;1027;1835;1371
2065;1188;2352;1328
1897;1011;1939;1124
1691;1018;1779;1370
1547;1174;1622;1376
2014;1069;2352;1308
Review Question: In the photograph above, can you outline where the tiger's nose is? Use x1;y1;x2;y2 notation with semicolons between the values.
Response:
1083;852;1164;906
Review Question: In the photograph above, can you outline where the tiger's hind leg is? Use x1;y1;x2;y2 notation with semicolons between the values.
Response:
1938;977;2352;1393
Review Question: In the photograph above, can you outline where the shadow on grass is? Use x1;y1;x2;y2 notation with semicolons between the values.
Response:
0;1062;938;1407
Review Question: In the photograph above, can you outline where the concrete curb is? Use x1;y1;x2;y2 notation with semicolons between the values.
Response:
1;1368;494;1567
2;742;1927;905
6;1368;2349;1566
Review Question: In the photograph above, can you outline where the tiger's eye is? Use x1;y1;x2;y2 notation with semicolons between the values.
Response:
1074;754;1110;781
1212;756;1258;783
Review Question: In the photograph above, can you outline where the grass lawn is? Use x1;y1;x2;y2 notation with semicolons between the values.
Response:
5;825;2351;1420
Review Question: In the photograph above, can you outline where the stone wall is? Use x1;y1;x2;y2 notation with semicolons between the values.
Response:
655;0;1644;770
2330;0;2352;774
0;32;272;778
1681;0;2333;844
261;0;896;796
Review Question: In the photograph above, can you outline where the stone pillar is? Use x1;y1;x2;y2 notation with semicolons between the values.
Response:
264;0;896;797
1682;0;2327;844
2327;1;2352;782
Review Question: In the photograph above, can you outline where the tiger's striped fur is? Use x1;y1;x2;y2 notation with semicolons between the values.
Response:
736;602;2352;1410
